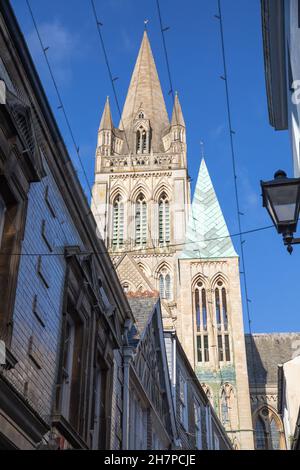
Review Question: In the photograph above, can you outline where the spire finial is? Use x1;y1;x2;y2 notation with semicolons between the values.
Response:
144;19;149;30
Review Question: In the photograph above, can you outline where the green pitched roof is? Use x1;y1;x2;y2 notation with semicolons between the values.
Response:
180;159;237;259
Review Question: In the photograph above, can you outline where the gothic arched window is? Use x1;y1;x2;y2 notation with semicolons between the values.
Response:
112;195;124;248
158;192;170;245
215;280;231;362
122;282;130;293
135;193;147;246
202;384;213;405
158;267;171;300
194;281;209;363
254;407;284;450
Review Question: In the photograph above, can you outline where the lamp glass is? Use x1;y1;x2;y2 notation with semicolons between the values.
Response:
266;184;298;224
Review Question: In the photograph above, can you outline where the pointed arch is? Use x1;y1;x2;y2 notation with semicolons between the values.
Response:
212;274;231;363
192;274;208;290
153;182;172;202
137;262;150;278
122;280;133;294
211;272;229;290
134;192;147;246
154;261;172;279
193;275;209;364
109;184;127;204
131;183;150;203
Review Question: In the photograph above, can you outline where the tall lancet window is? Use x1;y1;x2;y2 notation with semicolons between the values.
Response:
194;281;209;363
158;193;170;245
215;280;231;362
112;195;124;248
135;194;147;246
158;267;171;300
136;126;149;154
220;389;229;425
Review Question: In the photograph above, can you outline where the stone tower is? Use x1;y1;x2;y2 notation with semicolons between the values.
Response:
91;31;254;449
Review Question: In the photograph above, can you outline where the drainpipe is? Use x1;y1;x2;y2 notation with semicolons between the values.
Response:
122;320;133;450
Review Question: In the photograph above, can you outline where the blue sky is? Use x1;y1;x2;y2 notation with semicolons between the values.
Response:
11;0;299;334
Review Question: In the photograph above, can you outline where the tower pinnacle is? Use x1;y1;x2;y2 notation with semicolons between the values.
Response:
99;96;113;131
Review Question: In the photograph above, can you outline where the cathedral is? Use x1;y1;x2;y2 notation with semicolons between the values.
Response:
91;30;296;450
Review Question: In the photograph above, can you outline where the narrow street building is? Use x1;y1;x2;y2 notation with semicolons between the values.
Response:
125;294;178;450
278;353;300;449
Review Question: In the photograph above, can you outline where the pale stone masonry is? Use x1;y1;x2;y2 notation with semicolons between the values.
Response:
7;160;83;420
0;0;133;449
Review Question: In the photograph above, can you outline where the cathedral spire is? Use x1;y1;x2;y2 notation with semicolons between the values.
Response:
171;92;185;127
119;31;169;152
181;159;237;259
99;96;113;130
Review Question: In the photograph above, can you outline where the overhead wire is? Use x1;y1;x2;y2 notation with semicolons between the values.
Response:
216;0;258;435
0;224;273;257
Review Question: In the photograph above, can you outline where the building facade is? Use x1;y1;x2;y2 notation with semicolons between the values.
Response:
91;30;254;450
0;0;133;450
164;331;232;450
278;352;300;449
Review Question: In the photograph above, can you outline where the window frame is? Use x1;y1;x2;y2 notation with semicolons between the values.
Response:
112;194;124;248
135;193;147;246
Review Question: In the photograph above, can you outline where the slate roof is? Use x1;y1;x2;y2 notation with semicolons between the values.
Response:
245;333;300;386
180;159;237;259
127;295;159;347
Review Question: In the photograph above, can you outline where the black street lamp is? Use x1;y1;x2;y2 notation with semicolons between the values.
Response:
261;170;300;254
